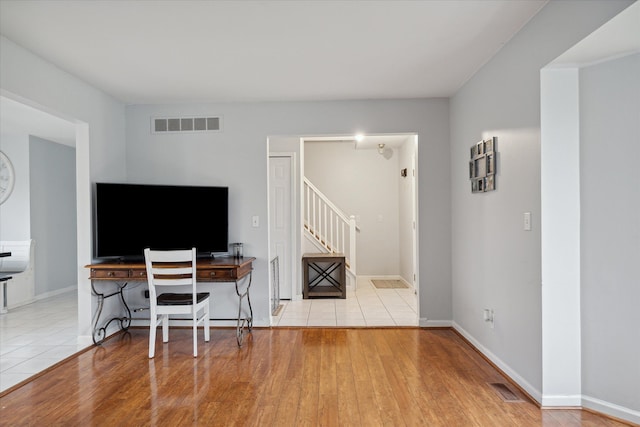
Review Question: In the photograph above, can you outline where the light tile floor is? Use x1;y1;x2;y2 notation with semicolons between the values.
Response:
0;290;82;392
273;276;418;327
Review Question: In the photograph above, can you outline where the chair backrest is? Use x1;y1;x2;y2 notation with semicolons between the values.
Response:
144;248;197;303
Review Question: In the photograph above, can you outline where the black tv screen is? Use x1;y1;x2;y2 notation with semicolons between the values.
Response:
94;182;228;259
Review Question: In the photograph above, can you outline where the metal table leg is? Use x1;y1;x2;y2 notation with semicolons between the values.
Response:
234;271;253;346
91;281;132;345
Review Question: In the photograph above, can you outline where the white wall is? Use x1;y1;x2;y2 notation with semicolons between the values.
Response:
449;0;632;400
579;53;640;417
1;35;127;344
126;98;450;324
304;140;401;276
29;136;77;296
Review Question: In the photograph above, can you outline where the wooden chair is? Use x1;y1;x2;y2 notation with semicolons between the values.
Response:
144;247;210;358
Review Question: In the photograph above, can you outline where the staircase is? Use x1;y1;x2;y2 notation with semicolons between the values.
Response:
303;178;357;278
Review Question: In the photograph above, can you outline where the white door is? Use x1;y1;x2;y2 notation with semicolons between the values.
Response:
269;156;293;300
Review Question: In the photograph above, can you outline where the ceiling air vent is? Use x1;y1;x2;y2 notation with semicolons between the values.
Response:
152;116;222;134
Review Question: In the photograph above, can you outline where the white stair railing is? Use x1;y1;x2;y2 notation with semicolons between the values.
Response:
303;178;357;275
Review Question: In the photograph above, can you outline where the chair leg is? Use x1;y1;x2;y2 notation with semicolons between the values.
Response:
149;316;157;358
193;312;198;358
162;315;169;343
204;302;210;342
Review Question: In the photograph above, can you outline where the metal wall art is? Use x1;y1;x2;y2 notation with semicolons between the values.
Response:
469;137;497;193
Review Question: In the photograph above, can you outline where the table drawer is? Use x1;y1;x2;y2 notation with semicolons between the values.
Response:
91;269;129;279
130;269;147;280
197;269;234;281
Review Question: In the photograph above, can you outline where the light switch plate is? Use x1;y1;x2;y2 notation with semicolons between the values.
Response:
252;216;259;227
524;212;531;231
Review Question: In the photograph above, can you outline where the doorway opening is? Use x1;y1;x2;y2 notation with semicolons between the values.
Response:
267;133;419;327
0;93;90;392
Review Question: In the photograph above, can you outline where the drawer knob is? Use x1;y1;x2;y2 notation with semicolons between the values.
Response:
108;272;114;277
139;272;145;276
211;272;216;277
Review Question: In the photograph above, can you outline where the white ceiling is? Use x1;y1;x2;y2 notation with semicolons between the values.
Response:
0;0;548;105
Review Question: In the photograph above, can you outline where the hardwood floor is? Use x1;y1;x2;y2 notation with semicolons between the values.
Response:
0;327;630;426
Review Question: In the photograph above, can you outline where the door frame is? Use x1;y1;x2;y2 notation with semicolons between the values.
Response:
267;152;297;306
0;90;91;345
412;140;420;318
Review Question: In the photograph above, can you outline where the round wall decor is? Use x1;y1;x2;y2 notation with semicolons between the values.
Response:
0;150;16;205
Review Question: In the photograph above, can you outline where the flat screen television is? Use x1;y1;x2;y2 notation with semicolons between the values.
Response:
94;182;228;260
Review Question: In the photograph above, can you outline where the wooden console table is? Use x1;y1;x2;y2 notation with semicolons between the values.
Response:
85;256;255;346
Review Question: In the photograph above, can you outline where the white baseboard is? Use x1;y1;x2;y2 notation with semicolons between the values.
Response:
582;395;640;425
541;395;582;407
452;321;543;404
420;318;452;327
33;285;76;301
452;323;639;424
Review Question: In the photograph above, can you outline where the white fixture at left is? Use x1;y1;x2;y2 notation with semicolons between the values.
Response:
0;240;35;313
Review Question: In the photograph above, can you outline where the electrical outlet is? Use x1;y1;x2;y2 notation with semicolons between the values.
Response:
484;308;495;329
